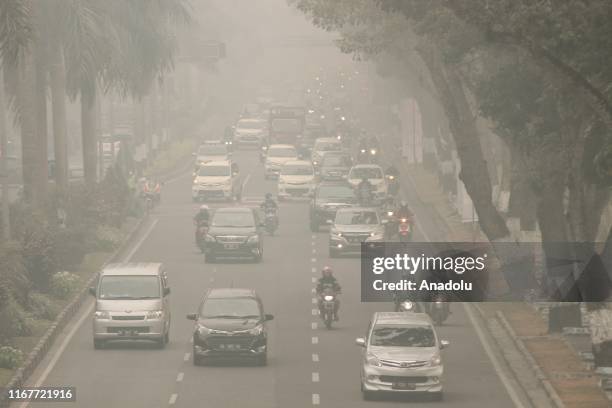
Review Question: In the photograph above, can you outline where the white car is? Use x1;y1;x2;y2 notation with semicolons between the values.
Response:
311;137;343;168
264;144;298;179
347;164;387;199
234;118;268;148
194;142;230;166
192;160;241;202
277;160;315;199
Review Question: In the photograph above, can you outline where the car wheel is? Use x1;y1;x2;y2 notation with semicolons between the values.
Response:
205;254;216;263
164;331;170;344
255;353;267;366
253;248;263;263
156;335;166;349
93;339;105;350
431;391;443;401
362;390;376;401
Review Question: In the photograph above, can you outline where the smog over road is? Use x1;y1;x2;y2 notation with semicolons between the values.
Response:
1;1;612;407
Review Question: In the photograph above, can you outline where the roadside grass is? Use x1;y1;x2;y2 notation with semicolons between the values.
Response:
144;138;197;177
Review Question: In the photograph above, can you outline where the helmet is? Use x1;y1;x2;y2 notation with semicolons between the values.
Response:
199;205;209;212
322;266;333;277
399;200;409;209
265;193;273;200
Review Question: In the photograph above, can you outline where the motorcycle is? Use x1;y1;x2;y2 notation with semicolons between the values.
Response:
264;208;278;235
356;148;369;164
397;217;412;242
319;285;338;329
194;221;209;253
427;295;450;326
386;174;399;197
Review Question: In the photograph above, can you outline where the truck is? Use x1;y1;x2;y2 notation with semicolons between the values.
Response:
268;106;306;147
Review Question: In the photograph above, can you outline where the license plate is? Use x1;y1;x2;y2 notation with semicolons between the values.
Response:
392;383;416;390
224;243;239;250
119;330;137;336
220;344;241;350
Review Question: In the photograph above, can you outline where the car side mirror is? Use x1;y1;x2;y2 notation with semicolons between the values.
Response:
326;219;333;224
440;340;450;349
232;171;239;176
163;287;171;296
88;287;96;297
186;313;197;321
381;219;389;225
355;337;366;347
265;314;274;321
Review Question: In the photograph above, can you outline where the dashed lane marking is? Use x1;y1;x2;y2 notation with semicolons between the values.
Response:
311;267;317;273
312;394;320;405
176;372;184;382
312;336;319;344
312;353;319;362
311;257;317;263
311;322;317;330
169;393;178;405
312;277;317;283
312;309;318;315
312;298;317;304
184;352;190;362
312;372;320;382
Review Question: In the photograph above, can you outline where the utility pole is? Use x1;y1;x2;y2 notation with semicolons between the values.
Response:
0;68;11;240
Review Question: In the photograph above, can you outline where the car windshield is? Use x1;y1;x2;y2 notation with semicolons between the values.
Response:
318;185;355;200
198;145;227;155
335;210;379;225
211;211;255;228
271;118;301;133
350;167;383;179
315;141;341;151
322;155;350;167
281;164;313;176
98;275;160;300
200;297;261;319
238;120;264;130
268;147;297;158
370;325;436;347
198;165;230;177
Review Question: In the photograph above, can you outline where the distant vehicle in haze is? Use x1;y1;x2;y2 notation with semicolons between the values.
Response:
192;160;242;202
203;207;264;263
268;105;306;146
328;207;385;257
264;144;298;179
277;160;315;200
234;118;268;148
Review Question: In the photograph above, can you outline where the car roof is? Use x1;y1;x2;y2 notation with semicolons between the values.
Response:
200;160;230;167
315;137;340;143
337;207;378;213
214;207;253;213
207;288;258;299
201;140;224;145
238;117;265;122
373;312;433;326
102;263;163;276
351;164;382;169
282;160;312;167
268;144;295;149
317;181;353;188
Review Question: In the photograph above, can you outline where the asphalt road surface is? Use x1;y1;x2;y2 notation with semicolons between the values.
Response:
18;144;529;408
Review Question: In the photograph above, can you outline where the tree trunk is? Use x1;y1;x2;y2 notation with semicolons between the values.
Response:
0;68;10;240
49;46;68;194
417;44;510;241
81;84;97;184
34;43;49;195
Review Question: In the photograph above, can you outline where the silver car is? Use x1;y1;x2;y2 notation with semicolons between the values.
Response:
356;312;449;401
328;207;386;257
90;263;171;349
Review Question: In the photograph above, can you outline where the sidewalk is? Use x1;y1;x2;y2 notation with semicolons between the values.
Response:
397;150;611;407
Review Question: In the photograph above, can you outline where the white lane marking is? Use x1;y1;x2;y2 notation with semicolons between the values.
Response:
20;218;159;407
311;298;317;304
169;393;178;405
176;372;184;382
312;277;317;283
312;248;316;254
311;241;316;246
311;288;316;294
311;257;316;263
312;393;320;405
241;173;251;192
312;309;318;316
312;372;320;382
311;267;317;273
312;234;316;240
312;336;319;344
184;352;190;362
464;304;526;408
312;353;319;362
311;322;317;330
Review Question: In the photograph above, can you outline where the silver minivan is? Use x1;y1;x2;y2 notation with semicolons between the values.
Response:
90;263;171;349
356;312;449;401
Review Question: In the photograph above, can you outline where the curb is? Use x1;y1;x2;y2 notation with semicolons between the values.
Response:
0;214;150;408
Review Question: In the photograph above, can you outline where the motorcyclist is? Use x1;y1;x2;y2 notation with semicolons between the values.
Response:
395;200;415;221
356;176;373;206
143;178;161;203
316;266;341;321
385;164;399;179
260;193;278;212
193;204;210;226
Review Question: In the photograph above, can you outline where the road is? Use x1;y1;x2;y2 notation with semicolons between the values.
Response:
18;144;529;408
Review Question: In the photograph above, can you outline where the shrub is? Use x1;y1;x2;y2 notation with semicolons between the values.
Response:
21;222;58;291
49;271;80;300
0;346;23;369
53;226;96;270
95;225;124;252
0;299;31;341
28;292;59;321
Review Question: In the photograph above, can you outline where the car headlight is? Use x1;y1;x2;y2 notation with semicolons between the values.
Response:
401;301;414;311
247;235;259;244
313;161;318;166
94;311;110;320
331;230;342;237
429;355;442;367
146;310;163;319
366;352;382;367
248;325;264;336
205;234;216;242
324;295;334;301
370;149;377;155
387;211;394;217
369;231;384;240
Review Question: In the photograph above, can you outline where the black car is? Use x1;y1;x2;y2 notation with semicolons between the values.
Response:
204;207;264;262
187;288;274;366
309;181;357;232
318;152;352;181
